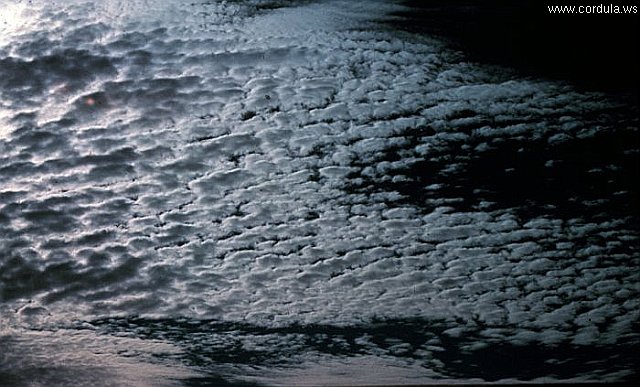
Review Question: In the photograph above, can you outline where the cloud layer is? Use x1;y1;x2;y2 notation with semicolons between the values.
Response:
0;0;638;384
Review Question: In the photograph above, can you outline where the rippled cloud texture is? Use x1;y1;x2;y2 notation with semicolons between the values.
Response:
0;0;638;385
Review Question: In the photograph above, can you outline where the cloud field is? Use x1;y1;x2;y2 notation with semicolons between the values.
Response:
0;0;638;384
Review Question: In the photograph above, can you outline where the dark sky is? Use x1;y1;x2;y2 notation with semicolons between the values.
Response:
393;0;639;94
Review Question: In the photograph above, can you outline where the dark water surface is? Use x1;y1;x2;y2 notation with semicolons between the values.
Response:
1;0;638;385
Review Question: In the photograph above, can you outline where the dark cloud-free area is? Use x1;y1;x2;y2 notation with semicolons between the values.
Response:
393;0;639;93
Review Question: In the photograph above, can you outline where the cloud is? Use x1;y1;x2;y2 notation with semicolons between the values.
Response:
0;0;638;383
